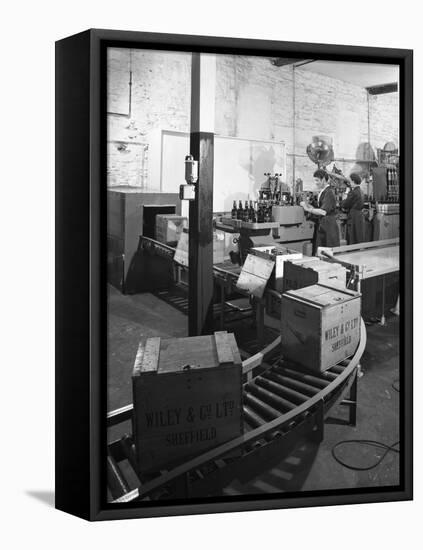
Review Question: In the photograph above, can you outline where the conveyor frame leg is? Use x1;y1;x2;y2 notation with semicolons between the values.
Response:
310;400;325;444
340;370;358;426
220;283;225;330
379;274;387;326
256;299;265;347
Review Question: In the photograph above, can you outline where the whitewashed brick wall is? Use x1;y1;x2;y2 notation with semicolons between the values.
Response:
107;49;399;194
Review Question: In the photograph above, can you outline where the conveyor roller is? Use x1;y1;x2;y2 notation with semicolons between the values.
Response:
107;319;366;503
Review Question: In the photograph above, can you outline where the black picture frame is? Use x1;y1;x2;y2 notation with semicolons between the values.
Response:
55;28;413;521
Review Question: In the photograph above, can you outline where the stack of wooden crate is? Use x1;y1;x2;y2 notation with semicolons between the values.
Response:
250;245;303;291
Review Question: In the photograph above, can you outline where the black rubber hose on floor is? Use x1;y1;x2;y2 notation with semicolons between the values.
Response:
331;439;400;471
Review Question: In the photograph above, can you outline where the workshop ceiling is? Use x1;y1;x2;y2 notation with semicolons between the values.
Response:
297;60;399;89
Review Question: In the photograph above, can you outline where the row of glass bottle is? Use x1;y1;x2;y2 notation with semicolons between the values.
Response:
231;200;273;223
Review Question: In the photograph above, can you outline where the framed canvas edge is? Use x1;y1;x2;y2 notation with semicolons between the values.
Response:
55;28;413;522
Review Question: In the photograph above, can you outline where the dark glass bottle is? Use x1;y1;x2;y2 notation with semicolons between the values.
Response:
231;200;237;219
237;200;243;220
257;202;262;223
264;204;271;223
243;201;250;222
249;200;255;222
249;200;256;223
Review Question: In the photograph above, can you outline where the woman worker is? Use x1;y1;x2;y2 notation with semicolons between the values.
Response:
341;172;365;245
300;169;340;253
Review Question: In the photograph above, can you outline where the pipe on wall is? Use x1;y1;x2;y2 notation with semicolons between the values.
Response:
292;64;296;193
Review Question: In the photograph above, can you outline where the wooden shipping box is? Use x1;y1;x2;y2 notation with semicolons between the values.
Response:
281;284;361;373
132;331;243;474
283;258;347;292
236;253;275;298
250;245;303;291
155;214;187;246
173;229;226;266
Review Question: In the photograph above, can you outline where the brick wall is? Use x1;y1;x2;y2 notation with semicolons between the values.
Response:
107;48;399;195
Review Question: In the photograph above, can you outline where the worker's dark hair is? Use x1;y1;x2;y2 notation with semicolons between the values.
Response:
350;172;362;185
313;169;329;181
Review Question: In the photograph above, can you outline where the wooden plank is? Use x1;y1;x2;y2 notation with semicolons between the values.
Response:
214;331;234;364
322;237;399;254
141;337;160;374
158;335;220;372
236;254;275;299
227;333;243;367
132;340;145;377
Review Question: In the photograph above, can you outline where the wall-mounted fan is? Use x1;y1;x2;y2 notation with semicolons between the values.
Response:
306;135;334;168
306;135;349;186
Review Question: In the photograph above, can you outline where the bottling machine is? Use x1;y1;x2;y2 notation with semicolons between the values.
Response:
216;172;315;263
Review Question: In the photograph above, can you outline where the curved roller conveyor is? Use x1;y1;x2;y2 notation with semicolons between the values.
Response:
107;320;366;503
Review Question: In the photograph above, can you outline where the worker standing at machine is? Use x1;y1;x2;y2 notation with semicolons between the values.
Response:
341;173;365;245
300;169;340;253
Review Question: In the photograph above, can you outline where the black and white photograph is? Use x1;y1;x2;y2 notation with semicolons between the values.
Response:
2;0;421;543
105;45;406;504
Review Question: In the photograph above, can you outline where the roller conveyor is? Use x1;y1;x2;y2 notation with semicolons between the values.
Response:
107;320;366;503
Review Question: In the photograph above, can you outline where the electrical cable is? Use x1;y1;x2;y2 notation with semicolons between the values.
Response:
332;378;401;471
331;439;400;471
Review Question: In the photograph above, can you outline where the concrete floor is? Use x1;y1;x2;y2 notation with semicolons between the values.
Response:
107;284;400;494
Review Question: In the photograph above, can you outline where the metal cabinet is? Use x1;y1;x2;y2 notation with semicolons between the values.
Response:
107;187;180;293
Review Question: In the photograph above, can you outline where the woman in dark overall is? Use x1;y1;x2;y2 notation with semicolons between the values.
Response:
300;169;340;254
341;172;365;244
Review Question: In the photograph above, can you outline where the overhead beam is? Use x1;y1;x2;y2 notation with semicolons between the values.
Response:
272;58;313;67
367;82;398;95
188;53;216;336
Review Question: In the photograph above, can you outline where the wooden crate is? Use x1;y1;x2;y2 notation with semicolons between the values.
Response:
155;214;187;246
265;290;282;320
281;284;361;372
283;258;347;292
132;331;243;474
236;253;275;298
250;246;303;291
173;229;226;265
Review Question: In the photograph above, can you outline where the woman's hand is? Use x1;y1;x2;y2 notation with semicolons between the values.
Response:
300;201;311;212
